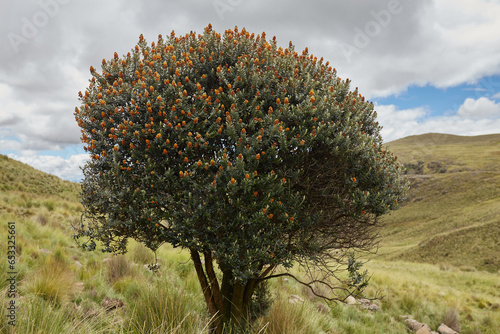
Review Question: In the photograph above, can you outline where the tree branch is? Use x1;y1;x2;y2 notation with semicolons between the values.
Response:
204;251;223;311
261;272;365;302
190;249;218;317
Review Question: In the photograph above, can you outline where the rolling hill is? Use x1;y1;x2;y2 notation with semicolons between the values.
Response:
380;133;500;272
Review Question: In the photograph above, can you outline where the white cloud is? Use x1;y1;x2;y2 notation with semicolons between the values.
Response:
376;103;500;143
324;0;500;97
457;97;500;118
2;0;500;165
7;153;88;182
0;82;81;149
375;104;428;141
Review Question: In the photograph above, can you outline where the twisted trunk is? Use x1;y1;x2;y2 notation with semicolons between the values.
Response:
190;249;260;333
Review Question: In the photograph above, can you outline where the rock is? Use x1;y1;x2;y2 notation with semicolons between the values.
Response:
101;297;124;311
288;294;304;304
74;260;83;268
437;323;458;334
345;296;357;305
39;248;52;254
359;298;381;312
366;303;382;312
416;326;432;334
405;319;431;332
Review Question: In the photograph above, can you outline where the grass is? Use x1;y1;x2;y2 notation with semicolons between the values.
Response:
1;133;500;333
21;257;76;305
381;133;500;272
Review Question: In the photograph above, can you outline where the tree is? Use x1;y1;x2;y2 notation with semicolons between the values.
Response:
74;24;408;333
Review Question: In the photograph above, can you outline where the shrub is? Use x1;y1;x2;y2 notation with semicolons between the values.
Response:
74;24;408;331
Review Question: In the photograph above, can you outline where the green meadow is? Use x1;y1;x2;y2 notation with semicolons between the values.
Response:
1;133;499;333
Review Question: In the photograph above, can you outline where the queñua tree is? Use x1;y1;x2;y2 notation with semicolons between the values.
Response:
74;24;408;332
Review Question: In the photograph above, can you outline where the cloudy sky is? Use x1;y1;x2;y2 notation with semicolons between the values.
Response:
1;0;500;182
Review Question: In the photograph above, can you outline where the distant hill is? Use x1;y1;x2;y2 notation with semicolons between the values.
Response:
379;133;500;272
389;133;500;147
0;154;81;218
0;154;79;197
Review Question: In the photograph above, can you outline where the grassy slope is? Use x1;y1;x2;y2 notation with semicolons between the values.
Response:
379;133;500;272
0;143;499;333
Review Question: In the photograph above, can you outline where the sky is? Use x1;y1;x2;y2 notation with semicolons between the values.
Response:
1;0;500;182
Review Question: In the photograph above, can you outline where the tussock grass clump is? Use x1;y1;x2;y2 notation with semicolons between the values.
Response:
256;295;319;334
125;280;207;333
43;199;56;211
112;276;142;299
36;214;48;226
443;307;461;332
21;258;76;305
0;292;122;334
106;255;132;283
2;296;71;334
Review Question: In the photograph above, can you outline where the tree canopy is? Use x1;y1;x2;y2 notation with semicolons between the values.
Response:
74;24;408;332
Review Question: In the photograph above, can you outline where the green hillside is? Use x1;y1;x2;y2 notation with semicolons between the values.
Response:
1;143;499;333
0;155;80;196
380;133;500;272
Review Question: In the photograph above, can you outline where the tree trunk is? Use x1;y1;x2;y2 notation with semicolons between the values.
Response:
190;249;261;333
190;249;223;333
230;281;246;326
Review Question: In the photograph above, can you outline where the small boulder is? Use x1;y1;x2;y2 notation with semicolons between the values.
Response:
366;303;382;312
359;298;381;312
437;323;458;334
405;319;431;333
416;326;432;334
345;296;357;305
